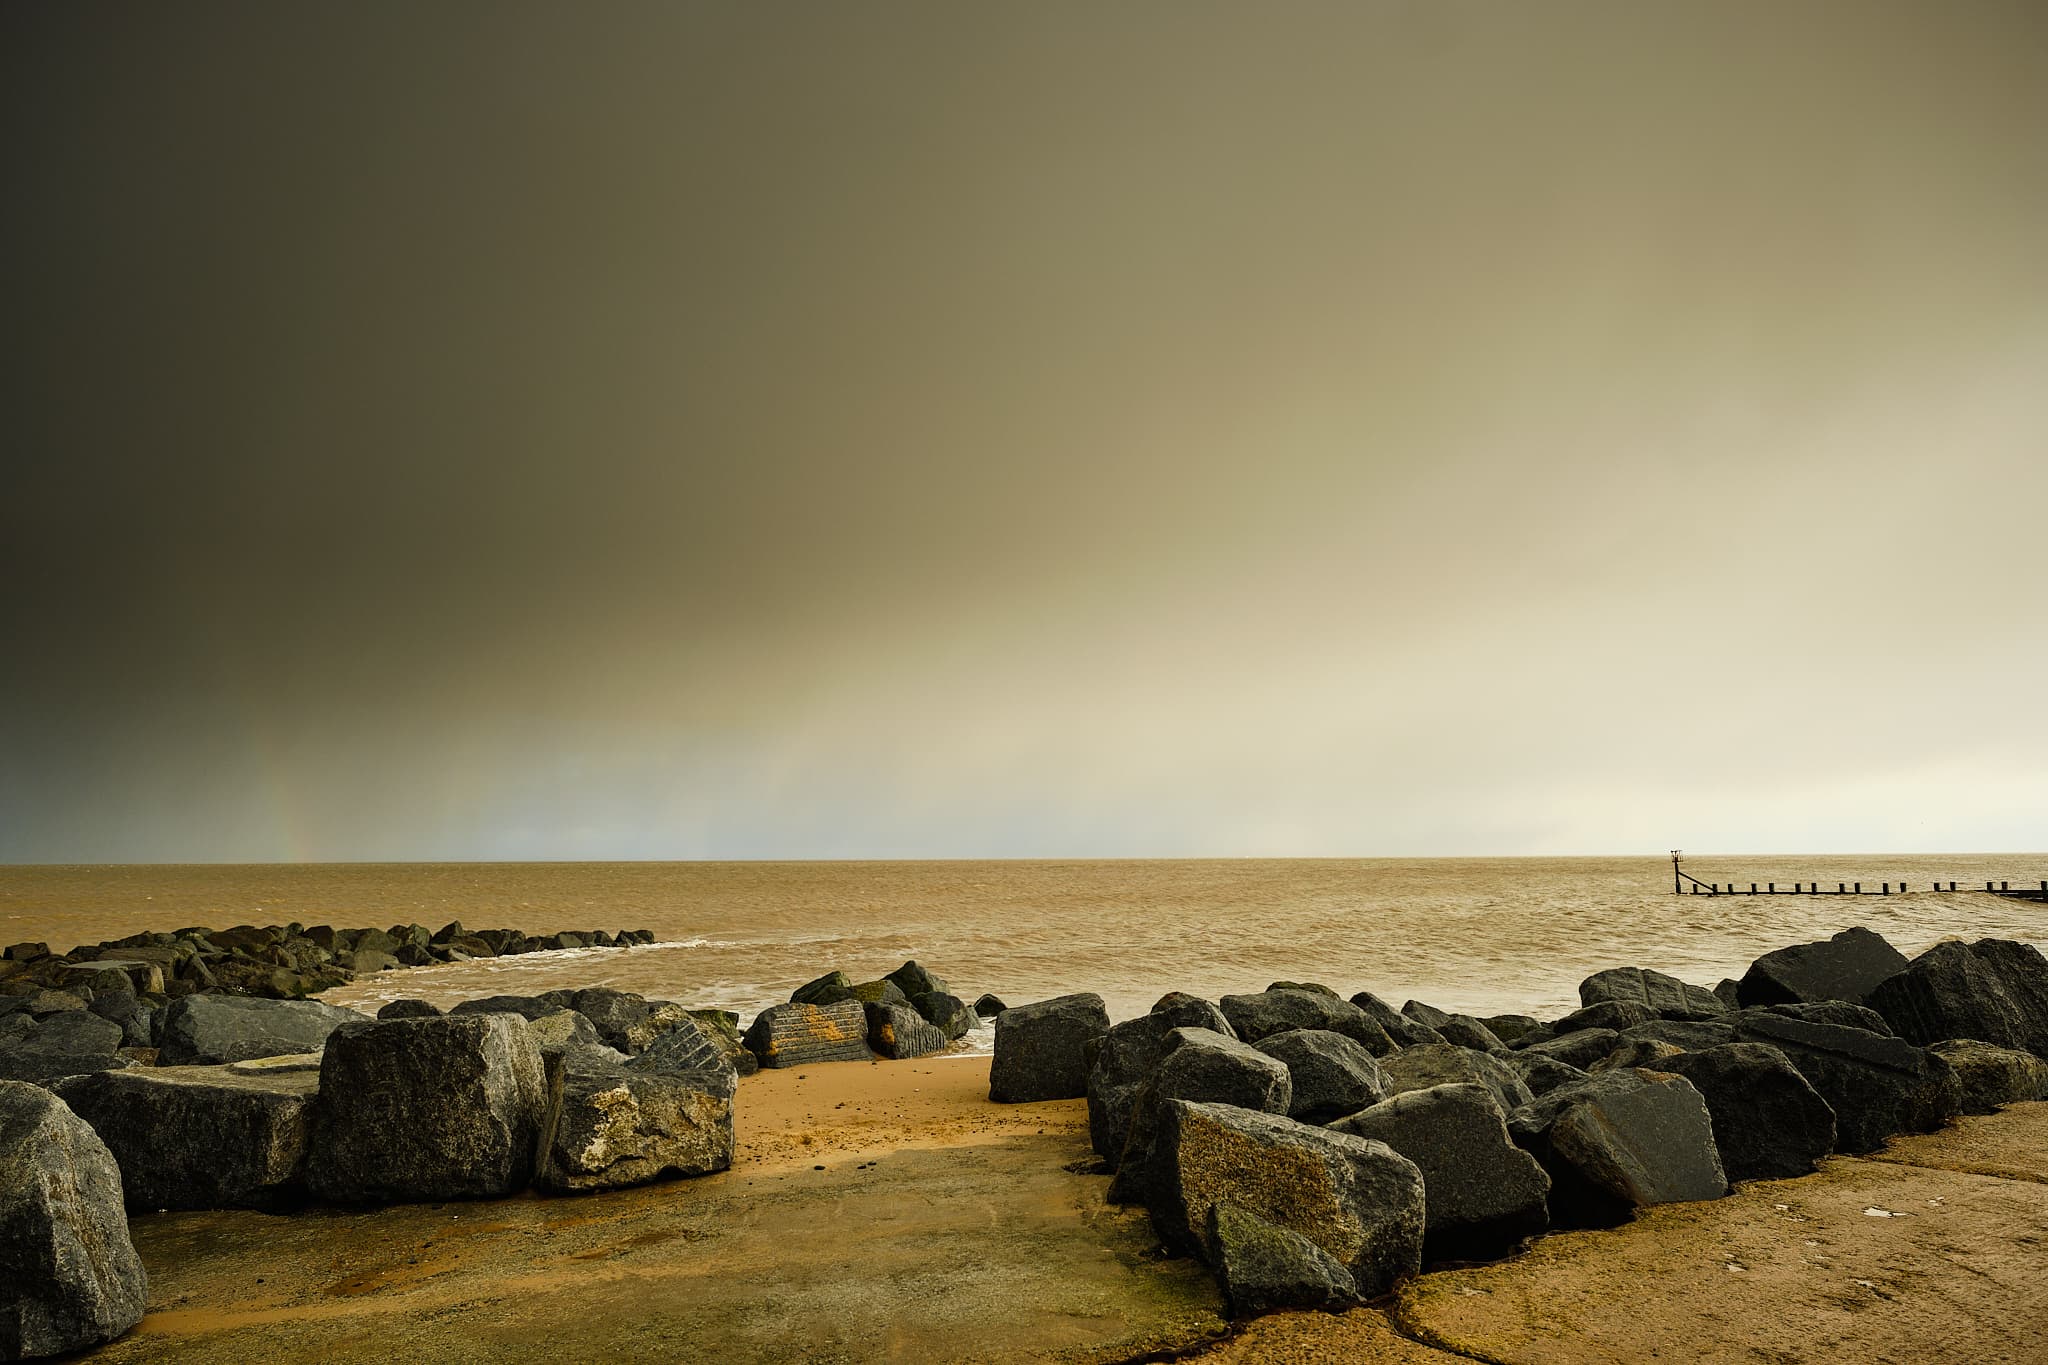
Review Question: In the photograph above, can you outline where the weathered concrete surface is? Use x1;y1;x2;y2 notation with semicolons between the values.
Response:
1385;1101;2048;1365
88;1061;1227;1365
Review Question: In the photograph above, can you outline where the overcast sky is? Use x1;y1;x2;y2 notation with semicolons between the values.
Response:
4;1;2046;862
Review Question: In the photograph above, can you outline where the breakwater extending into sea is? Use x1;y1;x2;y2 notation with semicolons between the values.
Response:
6;856;2045;1043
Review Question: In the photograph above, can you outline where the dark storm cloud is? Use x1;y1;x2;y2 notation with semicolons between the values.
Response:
4;2;2046;860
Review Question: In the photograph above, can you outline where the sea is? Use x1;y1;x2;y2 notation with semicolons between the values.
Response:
5;856;2044;1054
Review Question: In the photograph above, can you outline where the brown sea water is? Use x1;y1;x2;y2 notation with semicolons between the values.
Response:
6;857;2045;1052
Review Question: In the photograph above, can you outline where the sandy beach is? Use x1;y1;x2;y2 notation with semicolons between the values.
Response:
70;1055;2048;1364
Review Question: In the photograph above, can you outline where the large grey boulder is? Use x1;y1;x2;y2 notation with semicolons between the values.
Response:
536;1050;734;1193
1380;1044;1532;1114
863;1001;949;1059
1206;1201;1358;1317
1434;1014;1508;1052
52;1065;317;1211
1516;1028;1621;1071
1549;1001;1655;1036
1333;1082;1550;1261
1731;1013;1959;1153
1220;990;1393;1055
0;1081;148;1360
744;1001;873;1069
990;994;1110;1102
1866;939;2048;1056
307;1014;548;1203
1147;1100;1425;1299
1252;1029;1387;1123
1508;1069;1727;1227
884;960;949;1000
1736;927;1908;1007
0;1013;130;1085
522;1008;606;1055
449;994;557;1021
909;992;978;1041
1927;1039;2048;1114
789;971;853;1006
1658;1044;1836;1182
627;1016;742;1090
159;995;364;1066
1107;1028;1293;1206
1505;1052;1588;1099
570;989;693;1054
1086;996;1234;1165
1579;967;1727;1020
1348;991;1445;1047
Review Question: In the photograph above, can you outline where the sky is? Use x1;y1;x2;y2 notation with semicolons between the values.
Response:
4;1;2047;863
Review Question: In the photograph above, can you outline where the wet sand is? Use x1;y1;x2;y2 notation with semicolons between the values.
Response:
86;1065;2048;1364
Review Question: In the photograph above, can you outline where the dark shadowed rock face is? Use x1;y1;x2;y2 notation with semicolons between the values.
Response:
1435;1015;1508;1052
1349;992;1447;1047
884;961;949;1001
376;999;442;1020
972;994;1007;1019
1761;1002;1893;1035
1480;1014;1541;1046
1618;1018;1738;1053
1086;997;1234;1166
1549;1001;1654;1036
1927;1040;2048;1114
1505;1052;1588;1099
1206;1200;1358;1318
1107;1028;1293;1206
1729;1013;1959;1154
0;1080;148;1360
1866;939;2048;1056
789;971;853;1006
1252;1028;1388;1124
1589;1039;1685;1074
909;992;978;1041
1221;990;1393;1055
1381;1044;1532;1113
1508;1069;1727;1228
449;995;558;1021
1736;926;1909;1008
1149;1100;1424;1299
1333;1082;1550;1262
1658;1044;1836;1182
744;1001;873;1069
158;996;365;1066
990;994;1111;1103
1579;967;1727;1021
0;1012;131;1085
307;1014;548;1204
52;1065;318;1211
1517;1028;1621;1071
863;1002;949;1060
536;1050;733;1193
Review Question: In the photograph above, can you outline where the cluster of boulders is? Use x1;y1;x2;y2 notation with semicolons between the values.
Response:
741;960;980;1065
989;928;2048;1318
0;981;737;1360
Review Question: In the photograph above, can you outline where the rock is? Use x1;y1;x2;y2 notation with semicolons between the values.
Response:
1480;1014;1542;1046
0;1081;148;1359
342;949;400;974
1206;1201;1359;1317
62;961;163;997
2;943;50;961
377;999;442;1019
1434;1014;1507;1052
1086;996;1235;1165
524;1009;605;1054
1378;1043;1532;1113
1503;1052;1587;1099
85;994;156;1049
684;1010;758;1077
1220;989;1393;1055
1333;1082;1550;1261
1349;991;1446;1047
627;1016;741;1089
449;994;558;1021
1618;1018;1739;1053
1147;1100;1424;1298
1865;940;2044;1054
990;994;1110;1103
1736;926;1909;1007
790;971;853;1006
159;995;364;1066
1731;1013;1960;1154
1965;938;2048;1056
744;1001;873;1069
51;1065;317;1210
306;1014;548;1203
1927;1039;2048;1114
568;988;661;1053
1658;1044;1837;1182
1578;967;1727;1020
864;1001;949;1059
972;993;1007;1018
536;1050;733;1193
884;961;949;1000
1712;979;1742;1008
1508;1069;1727;1227
1107;1029;1294;1205
1252;1029;1388;1123
1401;1000;1454;1029
18;991;86;1019
1588;1038;1685;1073
1517;1028;1621;1071
909;991;977;1041
1550;1001;1654;1036
1761;1002;1893;1035
0;1013;132;1084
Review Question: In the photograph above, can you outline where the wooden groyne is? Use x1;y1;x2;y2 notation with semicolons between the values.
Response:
1669;851;2048;900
